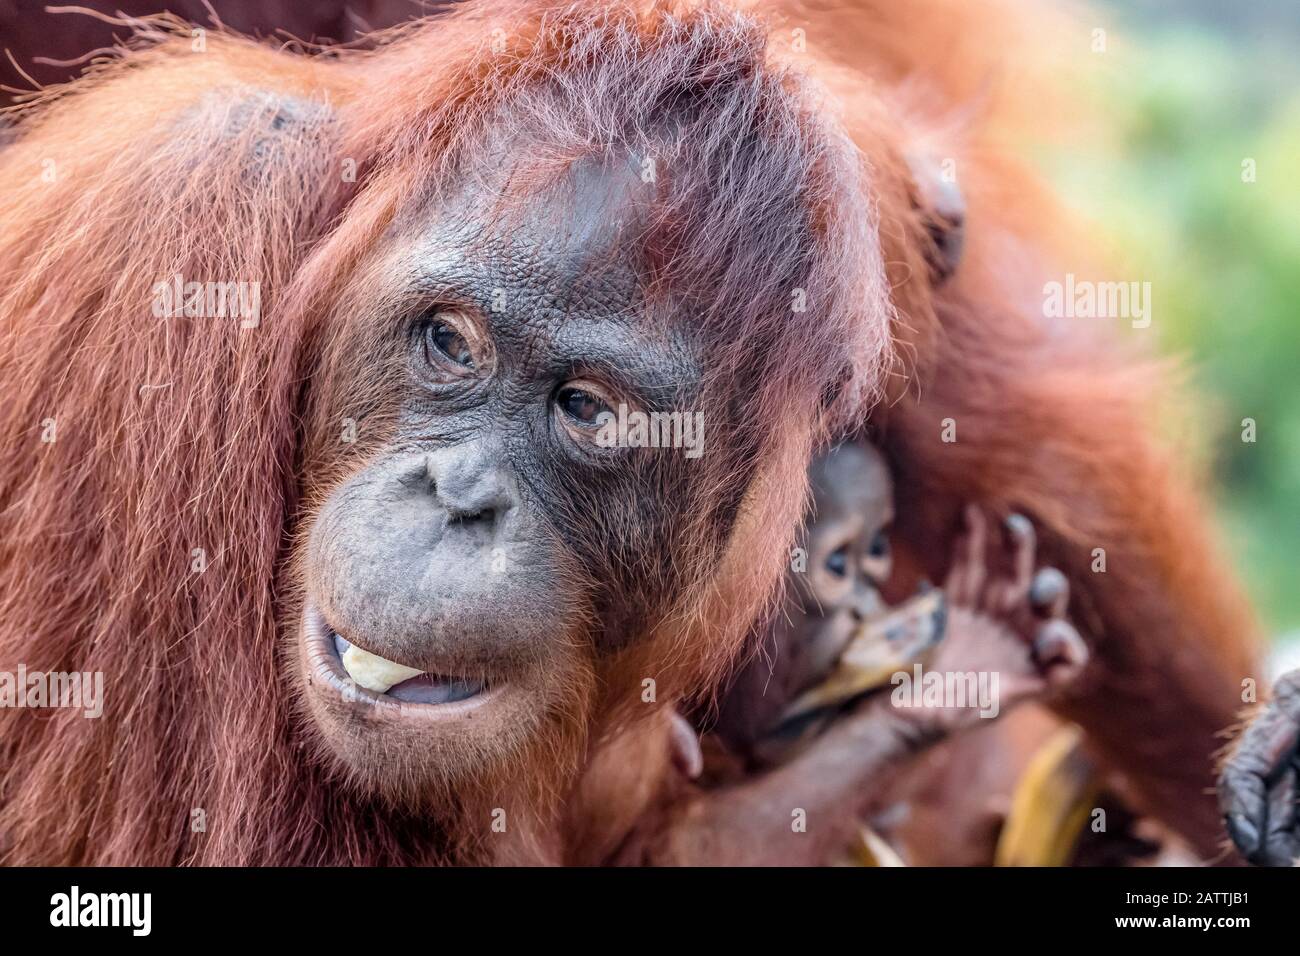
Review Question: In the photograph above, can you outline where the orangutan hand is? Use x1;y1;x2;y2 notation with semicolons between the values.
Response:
1219;668;1300;866
885;506;1088;737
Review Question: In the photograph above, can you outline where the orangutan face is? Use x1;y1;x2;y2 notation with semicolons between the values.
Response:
294;154;699;798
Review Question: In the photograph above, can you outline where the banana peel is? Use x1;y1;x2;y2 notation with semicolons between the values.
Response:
846;729;1098;867
751;589;947;765
780;588;947;724
995;724;1099;867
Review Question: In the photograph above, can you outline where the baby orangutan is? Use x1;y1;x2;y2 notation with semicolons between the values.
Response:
619;442;1088;865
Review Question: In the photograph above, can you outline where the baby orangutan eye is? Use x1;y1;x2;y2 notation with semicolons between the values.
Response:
861;528;892;586
825;545;849;578
867;530;890;560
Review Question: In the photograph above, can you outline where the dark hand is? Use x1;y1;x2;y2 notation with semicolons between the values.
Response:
1219;669;1300;866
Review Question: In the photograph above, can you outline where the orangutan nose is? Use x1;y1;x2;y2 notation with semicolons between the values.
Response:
425;443;518;526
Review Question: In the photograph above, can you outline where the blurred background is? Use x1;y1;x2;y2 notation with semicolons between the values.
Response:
1057;0;1300;655
2;0;1295;648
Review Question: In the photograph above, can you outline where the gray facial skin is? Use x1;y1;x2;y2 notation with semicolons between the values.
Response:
312;150;703;655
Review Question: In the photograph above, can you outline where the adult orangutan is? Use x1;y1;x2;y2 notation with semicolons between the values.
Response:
0;0;1256;865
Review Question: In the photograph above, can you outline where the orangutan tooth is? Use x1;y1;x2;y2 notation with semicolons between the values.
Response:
341;644;424;693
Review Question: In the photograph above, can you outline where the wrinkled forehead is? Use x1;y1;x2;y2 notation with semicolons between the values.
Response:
379;139;705;389
397;132;656;302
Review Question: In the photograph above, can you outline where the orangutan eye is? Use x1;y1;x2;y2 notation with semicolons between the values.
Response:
425;317;474;369
867;530;890;560
557;385;611;425
825;545;849;578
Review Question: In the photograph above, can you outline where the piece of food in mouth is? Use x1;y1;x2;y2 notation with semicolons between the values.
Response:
335;634;487;704
341;642;424;693
778;587;949;725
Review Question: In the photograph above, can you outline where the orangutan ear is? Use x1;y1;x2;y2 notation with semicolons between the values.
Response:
908;152;966;285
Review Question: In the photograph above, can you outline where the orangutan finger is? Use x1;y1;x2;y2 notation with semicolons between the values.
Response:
945;504;987;607
1029;566;1070;620
990;512;1035;616
1032;619;1089;688
668;710;703;780
1262;765;1300;863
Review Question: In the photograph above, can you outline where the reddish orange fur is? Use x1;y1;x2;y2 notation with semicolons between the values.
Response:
0;0;1256;864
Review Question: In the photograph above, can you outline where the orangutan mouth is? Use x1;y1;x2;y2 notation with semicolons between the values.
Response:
302;602;499;715
329;631;486;705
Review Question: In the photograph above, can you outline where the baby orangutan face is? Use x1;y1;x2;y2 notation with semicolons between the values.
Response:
707;440;1088;781
713;442;895;758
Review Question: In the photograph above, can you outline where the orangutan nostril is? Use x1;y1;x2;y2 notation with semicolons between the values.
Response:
448;507;492;525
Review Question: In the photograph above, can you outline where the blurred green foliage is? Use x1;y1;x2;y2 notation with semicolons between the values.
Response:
1045;26;1300;638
